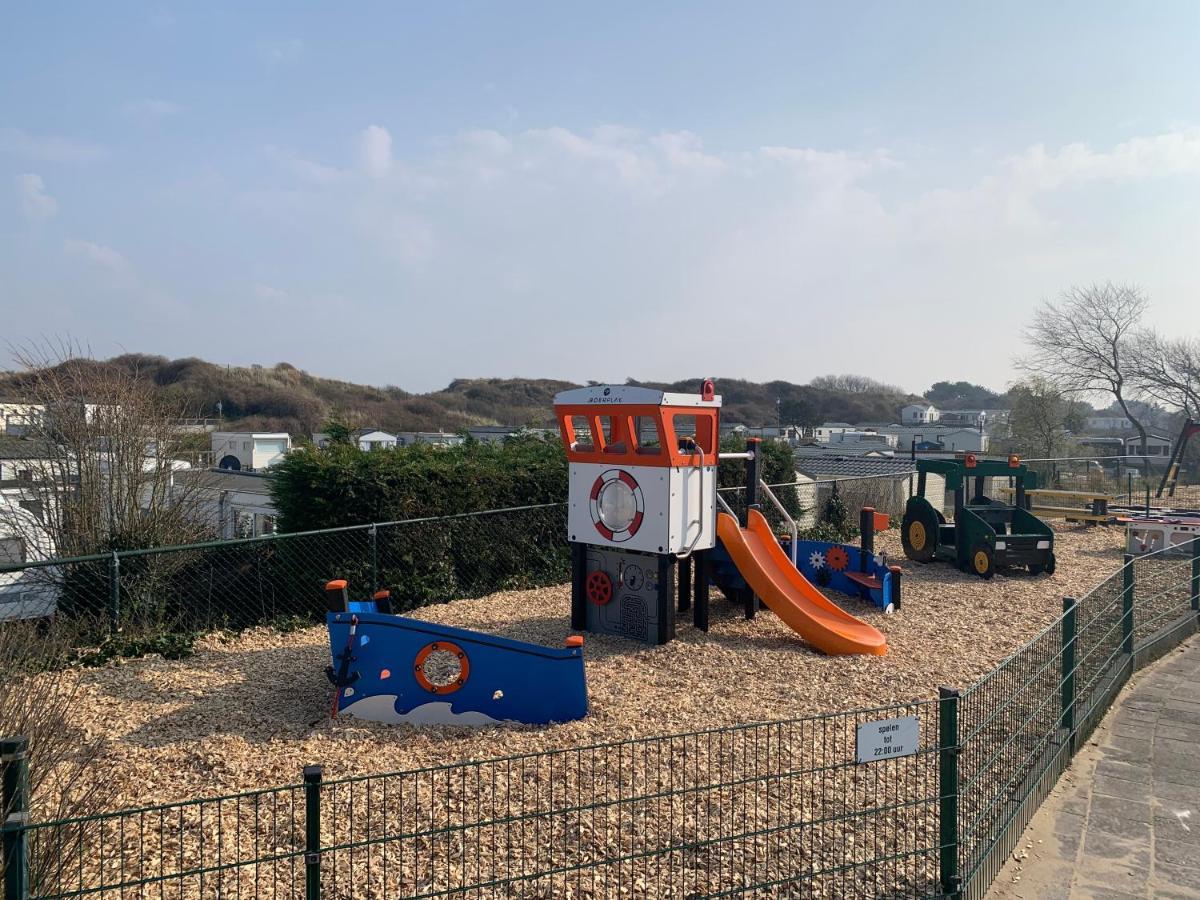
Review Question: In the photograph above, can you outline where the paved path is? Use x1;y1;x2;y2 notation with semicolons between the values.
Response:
989;635;1200;899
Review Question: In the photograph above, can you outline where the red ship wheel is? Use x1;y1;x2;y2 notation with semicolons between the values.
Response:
586;571;613;605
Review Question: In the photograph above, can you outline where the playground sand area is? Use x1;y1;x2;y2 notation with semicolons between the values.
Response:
48;523;1126;810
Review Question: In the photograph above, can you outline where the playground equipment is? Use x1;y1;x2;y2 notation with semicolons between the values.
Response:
555;382;887;655
556;382;720;644
1119;511;1200;556
324;581;588;726
713;506;903;613
902;455;1056;578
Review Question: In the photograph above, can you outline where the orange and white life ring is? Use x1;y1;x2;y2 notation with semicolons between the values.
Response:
589;468;645;542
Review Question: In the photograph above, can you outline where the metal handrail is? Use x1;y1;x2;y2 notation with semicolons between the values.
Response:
759;480;798;566
676;445;708;559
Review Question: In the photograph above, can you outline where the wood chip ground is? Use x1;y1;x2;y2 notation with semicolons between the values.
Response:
48;524;1124;808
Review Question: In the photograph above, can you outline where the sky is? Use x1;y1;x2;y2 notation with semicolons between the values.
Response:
2;2;1199;394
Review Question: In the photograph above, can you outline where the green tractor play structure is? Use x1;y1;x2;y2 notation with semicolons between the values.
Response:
901;455;1056;579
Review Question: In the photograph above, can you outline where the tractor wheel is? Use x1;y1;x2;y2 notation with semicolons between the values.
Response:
969;542;995;579
1027;562;1044;575
901;505;938;563
1044;553;1057;576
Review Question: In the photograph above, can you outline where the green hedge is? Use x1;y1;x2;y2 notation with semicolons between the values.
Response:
270;435;568;531
265;433;805;611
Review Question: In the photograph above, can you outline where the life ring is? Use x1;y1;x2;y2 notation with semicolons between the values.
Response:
413;641;470;694
589;469;645;542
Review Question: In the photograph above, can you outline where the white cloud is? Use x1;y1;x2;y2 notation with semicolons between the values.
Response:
263;145;347;185
64;239;128;271
259;37;304;65
15;174;58;222
242;123;1200;391
121;98;182;121
0;129;104;163
650;131;724;173
358;125;394;179
461;129;512;156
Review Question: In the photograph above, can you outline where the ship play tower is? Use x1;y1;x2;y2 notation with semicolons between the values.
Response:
554;381;720;645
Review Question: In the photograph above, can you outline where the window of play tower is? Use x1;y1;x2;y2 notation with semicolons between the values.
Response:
666;413;715;456
632;416;662;455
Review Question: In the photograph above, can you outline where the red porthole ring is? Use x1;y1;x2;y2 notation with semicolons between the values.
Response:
413;641;470;695
586;570;613;605
588;468;645;543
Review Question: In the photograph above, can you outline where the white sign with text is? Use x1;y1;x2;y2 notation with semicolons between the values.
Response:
856;715;919;764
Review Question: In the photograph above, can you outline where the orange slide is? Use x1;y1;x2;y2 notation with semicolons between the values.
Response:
717;510;888;656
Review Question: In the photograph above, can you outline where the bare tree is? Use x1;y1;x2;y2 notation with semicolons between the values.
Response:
1003;377;1083;459
1019;282;1149;463
808;374;905;395
0;341;211;560
1129;331;1200;418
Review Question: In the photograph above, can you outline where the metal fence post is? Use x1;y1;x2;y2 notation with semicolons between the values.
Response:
938;687;961;898
2;737;30;900
304;765;322;900
368;525;379;594
1191;537;1199;614
108;551;121;637
1122;554;1135;661
1061;597;1077;746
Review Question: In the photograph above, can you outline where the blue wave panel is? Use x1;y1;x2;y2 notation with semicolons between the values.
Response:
327;612;589;726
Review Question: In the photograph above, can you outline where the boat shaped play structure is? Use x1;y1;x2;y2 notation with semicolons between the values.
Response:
325;581;588;726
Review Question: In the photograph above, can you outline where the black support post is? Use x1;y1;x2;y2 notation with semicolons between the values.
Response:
2;736;30;900
694;550;710;632
741;438;761;529
304;764;323;900
938;688;961;898
859;507;874;572
570;542;587;631
677;555;692;612
657;553;676;644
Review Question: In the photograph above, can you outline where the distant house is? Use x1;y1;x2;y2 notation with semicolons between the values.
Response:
813;423;856;442
901;404;940;425
185;468;278;539
394;431;465;448
865;424;988;454
1078;432;1173;459
212;431;291;471
0;402;43;437
939;409;1005;430
0;500;57;622
312;429;398;451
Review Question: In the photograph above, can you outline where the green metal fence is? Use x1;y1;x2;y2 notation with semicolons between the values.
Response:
3;534;1199;896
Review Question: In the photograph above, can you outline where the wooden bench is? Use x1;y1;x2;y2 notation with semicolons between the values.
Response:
998;487;1115;523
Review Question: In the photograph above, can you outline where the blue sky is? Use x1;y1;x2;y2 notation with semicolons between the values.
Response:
3;2;1199;393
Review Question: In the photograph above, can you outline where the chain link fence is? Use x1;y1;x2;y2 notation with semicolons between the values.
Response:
1;475;918;650
1021;455;1200;510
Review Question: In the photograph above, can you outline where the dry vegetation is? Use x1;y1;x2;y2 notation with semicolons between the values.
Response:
43;524;1124;808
